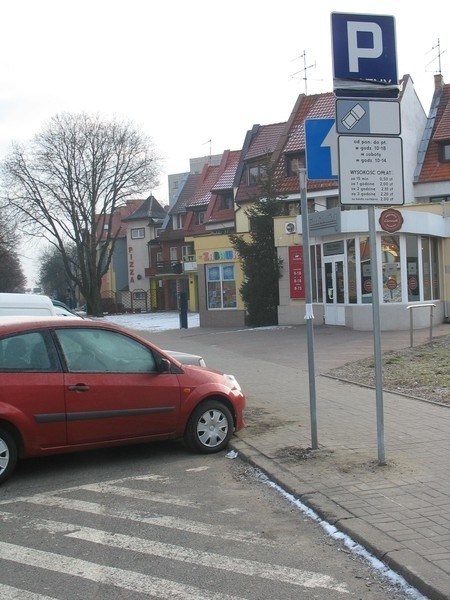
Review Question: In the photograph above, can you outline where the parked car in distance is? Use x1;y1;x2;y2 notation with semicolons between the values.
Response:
0;316;245;484
51;299;84;318
0;293;56;316
165;350;206;367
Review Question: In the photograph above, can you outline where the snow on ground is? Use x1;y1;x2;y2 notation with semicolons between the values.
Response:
102;311;200;331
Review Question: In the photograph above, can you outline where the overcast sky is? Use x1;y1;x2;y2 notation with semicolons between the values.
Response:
1;0;447;286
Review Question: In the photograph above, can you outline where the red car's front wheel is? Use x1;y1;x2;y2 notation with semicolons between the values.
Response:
184;399;233;453
0;428;18;485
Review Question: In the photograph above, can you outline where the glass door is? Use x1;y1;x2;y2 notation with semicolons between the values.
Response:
324;258;345;325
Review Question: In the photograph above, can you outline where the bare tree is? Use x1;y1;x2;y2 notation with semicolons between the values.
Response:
0;206;26;292
38;244;78;306
1;113;160;315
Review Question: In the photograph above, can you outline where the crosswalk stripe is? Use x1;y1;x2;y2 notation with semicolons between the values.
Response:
0;541;245;600
0;511;349;593
7;512;348;593
78;483;198;507
21;494;272;545
0;583;58;600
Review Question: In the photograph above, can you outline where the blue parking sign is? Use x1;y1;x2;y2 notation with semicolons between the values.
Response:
331;13;398;97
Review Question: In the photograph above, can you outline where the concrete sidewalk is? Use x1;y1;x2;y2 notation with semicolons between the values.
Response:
140;318;450;600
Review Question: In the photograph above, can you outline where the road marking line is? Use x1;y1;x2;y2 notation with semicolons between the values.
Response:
0;540;243;600
20;495;273;545
79;483;197;507
0;514;349;593
0;474;171;506
0;583;58;600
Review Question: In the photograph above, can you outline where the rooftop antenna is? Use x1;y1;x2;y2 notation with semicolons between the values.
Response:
425;38;447;74
203;139;212;162
290;50;317;95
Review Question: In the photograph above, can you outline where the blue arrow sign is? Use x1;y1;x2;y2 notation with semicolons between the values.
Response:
305;119;338;181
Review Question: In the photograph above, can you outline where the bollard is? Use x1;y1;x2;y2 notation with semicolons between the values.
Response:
179;292;188;329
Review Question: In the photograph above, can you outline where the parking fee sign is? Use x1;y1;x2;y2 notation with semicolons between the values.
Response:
331;13;398;97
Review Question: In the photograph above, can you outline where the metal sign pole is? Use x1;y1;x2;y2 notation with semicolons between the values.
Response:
368;206;386;465
299;168;318;449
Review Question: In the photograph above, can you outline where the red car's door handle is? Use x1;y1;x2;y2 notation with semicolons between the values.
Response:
68;384;90;392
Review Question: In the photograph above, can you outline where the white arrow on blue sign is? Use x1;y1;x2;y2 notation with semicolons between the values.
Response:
305;119;338;181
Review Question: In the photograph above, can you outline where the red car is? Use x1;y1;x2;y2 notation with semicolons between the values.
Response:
0;316;245;484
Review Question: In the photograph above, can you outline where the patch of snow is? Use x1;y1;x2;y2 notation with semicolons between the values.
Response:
101;312;199;331
259;472;429;600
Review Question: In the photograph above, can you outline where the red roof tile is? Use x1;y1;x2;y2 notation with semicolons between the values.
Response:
244;123;286;161
418;83;450;183
211;150;241;191
187;164;220;208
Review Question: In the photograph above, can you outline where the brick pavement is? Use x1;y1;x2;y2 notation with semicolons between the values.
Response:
142;318;450;600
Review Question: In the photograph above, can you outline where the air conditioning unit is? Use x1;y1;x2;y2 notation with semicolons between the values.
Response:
285;221;296;234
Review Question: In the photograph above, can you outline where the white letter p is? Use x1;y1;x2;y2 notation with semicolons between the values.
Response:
347;21;383;72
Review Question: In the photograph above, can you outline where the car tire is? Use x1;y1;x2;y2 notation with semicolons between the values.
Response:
184;399;234;454
0;428;18;485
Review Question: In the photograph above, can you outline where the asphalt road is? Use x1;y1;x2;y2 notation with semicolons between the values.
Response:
0;441;421;599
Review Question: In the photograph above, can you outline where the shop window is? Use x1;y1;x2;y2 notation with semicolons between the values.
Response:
431;238;440;299
421;237;440;301
206;264;237;309
359;237;371;303
310;245;319;302
382;235;401;303
346;239;357;304
406;234;420;301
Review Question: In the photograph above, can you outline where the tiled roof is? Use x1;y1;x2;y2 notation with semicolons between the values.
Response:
97;199;144;240
275;92;337;194
123;194;167;222
211;150;241;191
417;81;450;183
186;164;220;208
244;123;286;161
169;173;201;215
433;99;450;140
283;93;335;154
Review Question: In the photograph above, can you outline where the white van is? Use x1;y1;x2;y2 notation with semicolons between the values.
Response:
0;293;57;316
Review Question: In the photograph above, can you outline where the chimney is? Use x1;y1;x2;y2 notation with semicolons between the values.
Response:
434;73;445;91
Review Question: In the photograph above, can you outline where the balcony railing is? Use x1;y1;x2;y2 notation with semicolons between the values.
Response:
145;256;198;277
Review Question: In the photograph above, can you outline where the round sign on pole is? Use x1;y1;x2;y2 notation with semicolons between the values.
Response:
379;208;403;233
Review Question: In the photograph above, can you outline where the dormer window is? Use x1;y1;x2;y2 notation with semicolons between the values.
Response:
195;211;205;225
247;164;266;185
172;213;183;229
219;193;233;210
440;143;450;163
286;152;305;177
